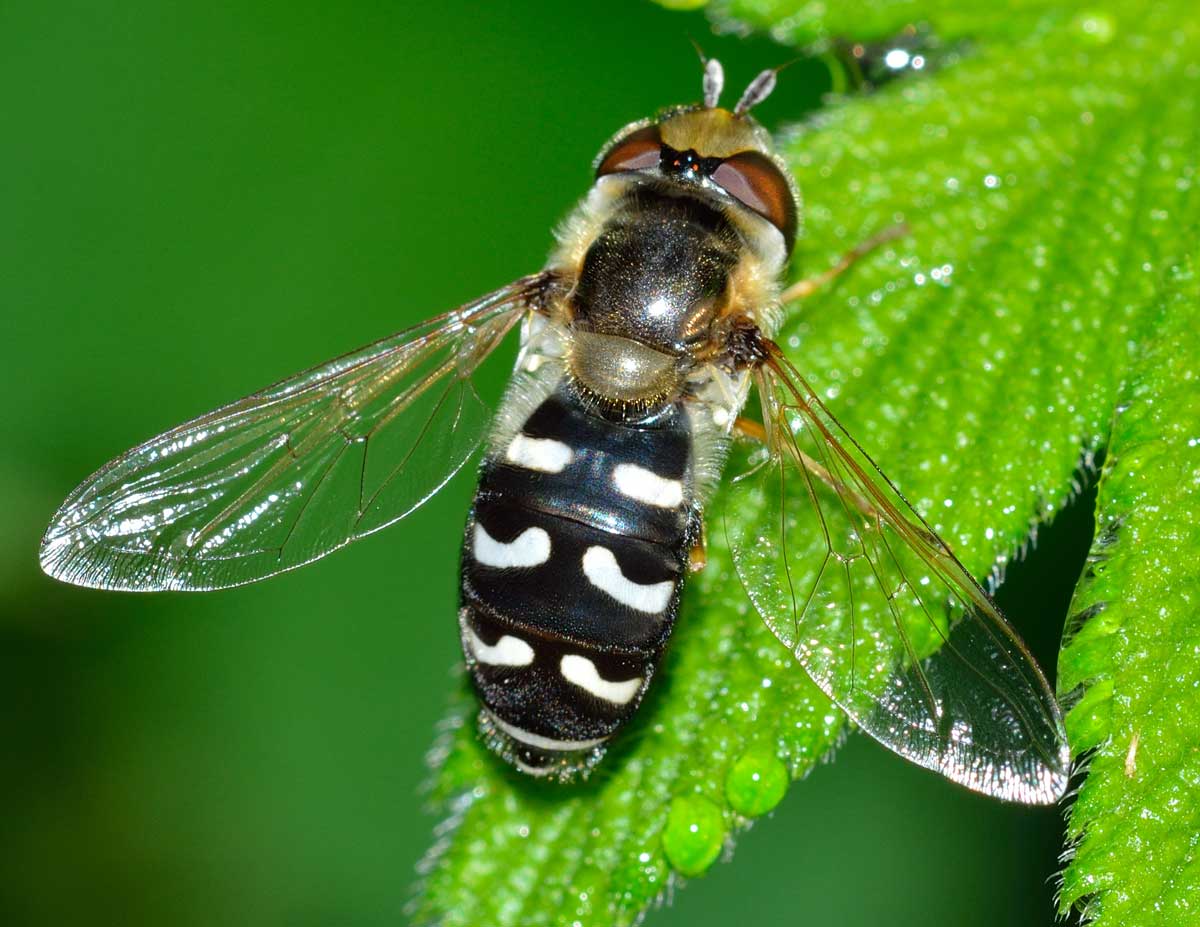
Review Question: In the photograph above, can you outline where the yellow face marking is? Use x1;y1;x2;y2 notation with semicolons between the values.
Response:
659;108;765;159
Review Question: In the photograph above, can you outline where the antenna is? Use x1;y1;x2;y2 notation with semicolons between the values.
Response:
690;39;725;109
703;58;725;109
733;67;778;115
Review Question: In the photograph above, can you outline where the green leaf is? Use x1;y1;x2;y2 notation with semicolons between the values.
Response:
410;3;1200;924
1057;261;1200;923
712;0;1108;45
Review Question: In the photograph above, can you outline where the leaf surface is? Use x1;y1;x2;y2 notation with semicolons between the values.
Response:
1057;260;1200;924
411;3;1200;924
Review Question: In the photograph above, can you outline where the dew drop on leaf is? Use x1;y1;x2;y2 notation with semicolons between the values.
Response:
725;746;789;817
662;794;726;876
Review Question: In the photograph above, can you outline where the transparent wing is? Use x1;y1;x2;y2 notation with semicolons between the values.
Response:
725;342;1070;804
40;273;551;592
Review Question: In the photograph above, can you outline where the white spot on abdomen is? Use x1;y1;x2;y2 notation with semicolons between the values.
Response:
473;522;551;568
581;545;674;613
486;711;609;752
560;654;641;704
505;434;572;473
512;757;556;776
612;463;684;508
466;627;535;666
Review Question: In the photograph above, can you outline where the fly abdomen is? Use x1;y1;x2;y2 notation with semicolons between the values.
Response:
459;384;696;778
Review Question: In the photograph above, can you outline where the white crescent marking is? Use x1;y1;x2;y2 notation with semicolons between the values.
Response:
486;711;608;751
581;545;674;613
505;434;573;473
612;463;684;508
473;522;551;569
466;627;535;667
560;654;642;705
512;757;557;776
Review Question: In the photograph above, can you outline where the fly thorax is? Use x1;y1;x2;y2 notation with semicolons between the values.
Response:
566;189;740;410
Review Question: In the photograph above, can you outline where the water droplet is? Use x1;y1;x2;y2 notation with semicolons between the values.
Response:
662;795;725;876
725;747;789;817
1075;10;1116;43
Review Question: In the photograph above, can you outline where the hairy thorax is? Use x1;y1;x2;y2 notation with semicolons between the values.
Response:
549;175;786;416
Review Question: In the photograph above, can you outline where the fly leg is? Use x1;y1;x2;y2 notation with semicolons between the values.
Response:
780;223;908;304
688;521;708;573
732;416;768;445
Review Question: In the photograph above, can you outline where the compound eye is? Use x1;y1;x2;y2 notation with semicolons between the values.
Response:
711;151;797;246
596;125;663;177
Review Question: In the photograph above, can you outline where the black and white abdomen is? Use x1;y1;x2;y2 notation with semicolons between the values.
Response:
459;375;699;778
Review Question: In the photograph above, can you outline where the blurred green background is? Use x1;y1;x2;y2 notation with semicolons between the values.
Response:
2;2;1085;924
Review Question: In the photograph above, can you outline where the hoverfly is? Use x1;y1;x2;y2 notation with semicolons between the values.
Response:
40;60;1069;803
